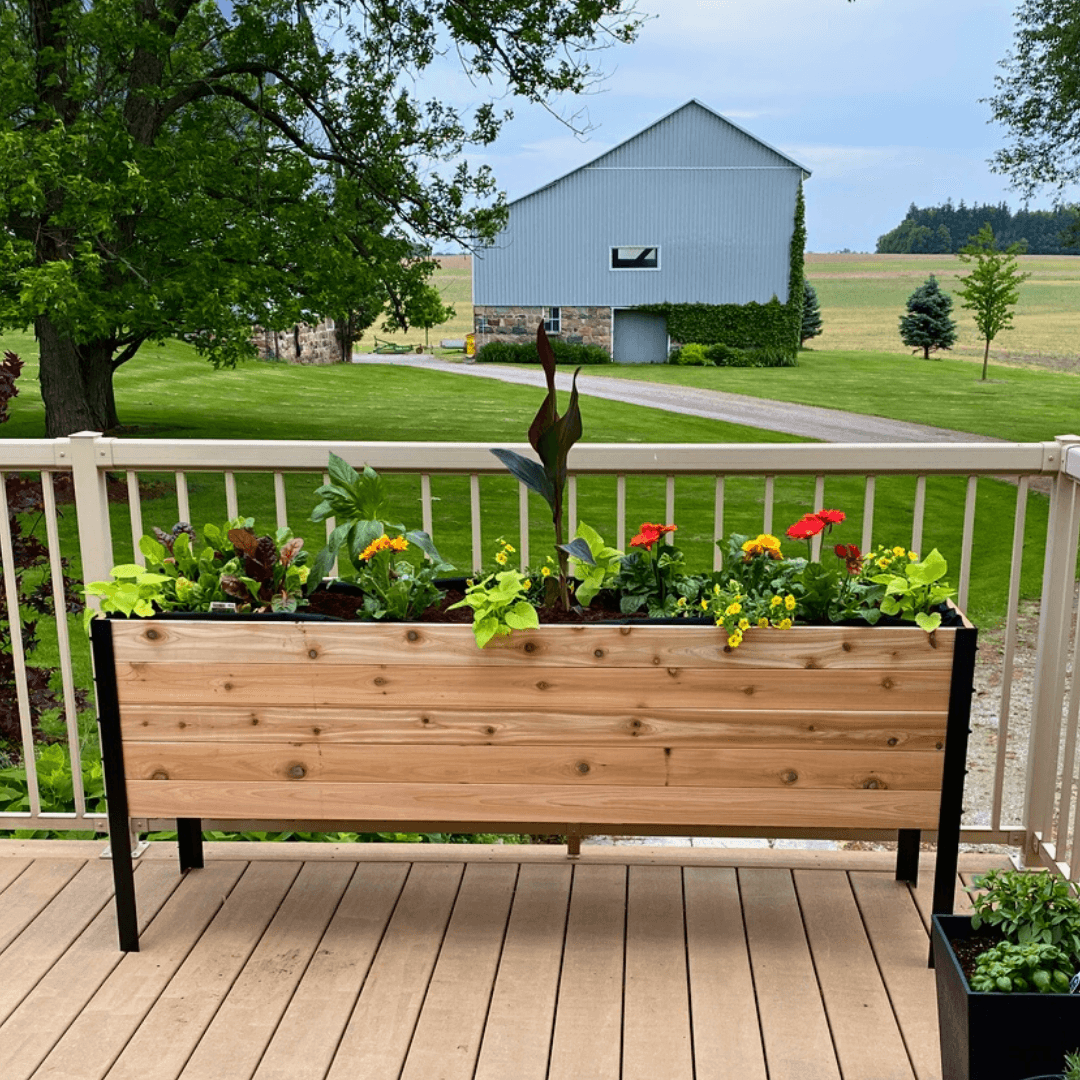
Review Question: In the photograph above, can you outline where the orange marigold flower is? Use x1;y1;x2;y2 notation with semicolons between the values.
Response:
359;534;408;561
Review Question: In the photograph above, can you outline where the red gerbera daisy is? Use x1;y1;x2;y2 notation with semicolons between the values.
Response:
630;522;677;551
816;509;846;525
786;515;825;539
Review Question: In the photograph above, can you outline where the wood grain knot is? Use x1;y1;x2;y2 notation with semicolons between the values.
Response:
145;629;159;641
841;641;852;652
373;676;387;686
576;762;591;775
936;741;944;750
887;737;899;746
535;680;550;691
308;649;318;659
880;677;895;690
150;770;169;781
485;726;497;736
288;764;307;779
524;642;537;653
406;630;419;642
781;770;798;784
863;778;884;790
742;685;755;696
594;649;604;658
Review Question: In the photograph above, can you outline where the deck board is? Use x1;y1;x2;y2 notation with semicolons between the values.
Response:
0;841;1013;1080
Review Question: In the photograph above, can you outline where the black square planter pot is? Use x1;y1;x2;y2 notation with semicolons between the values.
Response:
932;914;1080;1080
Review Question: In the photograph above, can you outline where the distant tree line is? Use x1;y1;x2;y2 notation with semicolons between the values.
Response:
876;200;1080;255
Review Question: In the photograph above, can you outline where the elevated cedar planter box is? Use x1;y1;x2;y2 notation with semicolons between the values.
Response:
932;913;1080;1080
91;614;976;951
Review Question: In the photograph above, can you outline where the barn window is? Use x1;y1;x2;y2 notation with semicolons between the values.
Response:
544;307;561;333
611;246;660;270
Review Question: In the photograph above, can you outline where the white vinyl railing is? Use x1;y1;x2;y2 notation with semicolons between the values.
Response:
3;432;1080;879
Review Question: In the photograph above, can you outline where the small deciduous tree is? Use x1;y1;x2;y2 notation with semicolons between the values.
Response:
800;281;822;347
898;275;957;359
955;224;1031;381
401;285;455;350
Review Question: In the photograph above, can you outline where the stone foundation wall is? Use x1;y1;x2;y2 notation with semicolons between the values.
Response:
473;306;612;353
251;319;344;364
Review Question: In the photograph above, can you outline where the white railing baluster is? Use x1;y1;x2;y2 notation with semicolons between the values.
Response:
420;474;433;539
861;476;875;554
224;471;239;519
713;476;725;571
992;477;1029;832
175;471;190;525
470;473;482;572
41;472;86;816
0;473;41;815
957;476;978;612
911;475;926;555
665;476;675;544
274;472;287;529
811;474;825;561
763;475;774;535
127;471;145;565
519;482;530;569
1056;626;1080;863
616;475;626;551
323;473;338;578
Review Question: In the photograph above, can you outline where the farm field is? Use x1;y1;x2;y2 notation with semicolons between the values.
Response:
805;252;1080;366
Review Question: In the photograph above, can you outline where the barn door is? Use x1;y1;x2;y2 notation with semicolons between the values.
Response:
613;311;668;364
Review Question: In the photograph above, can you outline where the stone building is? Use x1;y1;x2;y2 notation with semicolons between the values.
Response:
251;319;344;364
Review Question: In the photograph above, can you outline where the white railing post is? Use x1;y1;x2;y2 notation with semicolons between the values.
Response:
1024;435;1080;859
66;432;116;600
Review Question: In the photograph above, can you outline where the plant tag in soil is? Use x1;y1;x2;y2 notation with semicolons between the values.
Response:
1070;972;1080;994
209;602;237;613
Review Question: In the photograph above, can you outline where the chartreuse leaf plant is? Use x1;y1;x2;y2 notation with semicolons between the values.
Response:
449;539;538;647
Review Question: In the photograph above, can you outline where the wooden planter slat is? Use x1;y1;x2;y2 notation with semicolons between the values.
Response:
110;621;954;670
114;661;953;712
119;704;950;750
91;615;977;952
121;743;944;791
125;779;944;830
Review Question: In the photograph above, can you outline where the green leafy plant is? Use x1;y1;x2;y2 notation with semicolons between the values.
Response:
350;533;446;621
83;564;174;627
868;547;955;632
970;941;1074;994
668;342;712;366
0;743;107;838
309;454;448;583
490;322;592;610
614;523;706;616
1065;1050;1080;1080
969;868;1080;959
567;523;623;607
449;545;539;647
474;339;612;365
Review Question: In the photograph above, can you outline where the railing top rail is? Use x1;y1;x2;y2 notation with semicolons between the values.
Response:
0;439;74;469
69;437;1064;476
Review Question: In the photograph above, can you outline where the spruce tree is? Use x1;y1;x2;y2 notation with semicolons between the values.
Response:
800;281;823;347
898;275;957;359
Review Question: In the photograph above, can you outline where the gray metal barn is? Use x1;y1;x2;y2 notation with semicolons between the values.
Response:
472;100;810;363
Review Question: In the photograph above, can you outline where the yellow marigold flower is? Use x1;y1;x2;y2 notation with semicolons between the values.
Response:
908;551;918;560
758;533;781;551
892;546;905;556
700;599;709;610
523;579;532;590
540;565;551;577
389;536;409;552
503;543;516;553
741;538;759;554
757;617;769;628
495;551;508;565
784;594;796;611
778;617;792;630
770;594;782;607
725;602;742;616
877;557;890;569
738;618;750;630
676;596;687;607
360;534;405;561
727;630;743;648
713;583;721;596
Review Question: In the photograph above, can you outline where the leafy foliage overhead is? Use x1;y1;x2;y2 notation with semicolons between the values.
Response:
0;0;641;434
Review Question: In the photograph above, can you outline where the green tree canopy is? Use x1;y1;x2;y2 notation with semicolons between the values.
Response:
898;275;957;360
0;0;640;435
955;224;1031;381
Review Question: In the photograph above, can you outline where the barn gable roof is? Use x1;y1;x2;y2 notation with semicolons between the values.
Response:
509;99;811;208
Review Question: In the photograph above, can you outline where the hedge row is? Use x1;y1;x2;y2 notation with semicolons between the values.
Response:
668;342;798;368
474;340;612;365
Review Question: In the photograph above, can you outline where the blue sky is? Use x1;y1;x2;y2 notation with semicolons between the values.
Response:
438;0;1077;252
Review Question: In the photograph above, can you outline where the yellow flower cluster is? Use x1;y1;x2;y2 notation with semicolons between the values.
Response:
359;534;409;561
741;533;783;560
494;537;516;567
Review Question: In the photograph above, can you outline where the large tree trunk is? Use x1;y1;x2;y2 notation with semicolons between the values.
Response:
36;317;119;437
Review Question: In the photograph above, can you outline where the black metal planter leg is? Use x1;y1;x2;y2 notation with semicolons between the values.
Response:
177;818;204;871
91;619;141;952
896;829;921;884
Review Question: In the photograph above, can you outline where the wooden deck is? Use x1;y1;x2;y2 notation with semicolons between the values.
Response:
0;840;1009;1080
